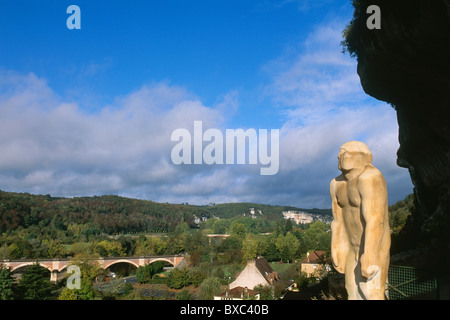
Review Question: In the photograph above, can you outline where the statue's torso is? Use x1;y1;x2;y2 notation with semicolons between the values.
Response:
335;177;364;249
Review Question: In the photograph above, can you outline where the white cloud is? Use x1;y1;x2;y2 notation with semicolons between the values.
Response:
259;19;413;207
265;22;363;119
0;18;412;208
0;71;231;199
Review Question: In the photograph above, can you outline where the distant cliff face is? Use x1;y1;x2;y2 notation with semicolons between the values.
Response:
342;0;450;253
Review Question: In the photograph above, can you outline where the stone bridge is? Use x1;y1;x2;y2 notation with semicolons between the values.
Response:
0;255;187;282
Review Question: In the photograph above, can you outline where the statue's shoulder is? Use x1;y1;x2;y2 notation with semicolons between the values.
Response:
330;174;344;194
360;165;383;179
330;173;344;184
358;165;387;190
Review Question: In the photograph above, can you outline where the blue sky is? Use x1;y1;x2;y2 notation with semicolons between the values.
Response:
0;1;413;208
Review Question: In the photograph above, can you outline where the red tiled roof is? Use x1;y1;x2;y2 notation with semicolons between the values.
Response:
215;286;259;299
229;286;258;298
301;251;326;264
255;256;278;283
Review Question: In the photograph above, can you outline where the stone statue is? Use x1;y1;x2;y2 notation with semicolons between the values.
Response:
330;141;391;300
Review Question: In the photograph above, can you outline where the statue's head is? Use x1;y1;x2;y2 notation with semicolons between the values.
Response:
338;141;373;172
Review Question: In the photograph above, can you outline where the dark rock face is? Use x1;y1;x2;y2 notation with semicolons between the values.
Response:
342;0;450;259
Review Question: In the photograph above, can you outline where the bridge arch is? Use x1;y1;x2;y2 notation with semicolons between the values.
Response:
148;258;175;267
58;263;75;273
1;254;185;282
103;259;140;270
10;262;51;273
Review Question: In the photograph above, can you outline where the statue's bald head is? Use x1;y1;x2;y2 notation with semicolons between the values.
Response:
338;141;373;172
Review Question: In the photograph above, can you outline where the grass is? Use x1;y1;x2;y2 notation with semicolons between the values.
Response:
270;262;295;274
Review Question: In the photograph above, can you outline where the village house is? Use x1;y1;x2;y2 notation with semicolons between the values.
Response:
214;286;261;300
300;250;330;279
282;211;314;224
214;256;278;300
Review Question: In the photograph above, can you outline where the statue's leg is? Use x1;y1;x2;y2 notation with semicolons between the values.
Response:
345;254;361;300
359;264;389;300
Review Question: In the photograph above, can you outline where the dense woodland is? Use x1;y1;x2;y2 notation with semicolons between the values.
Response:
0;190;334;261
0;190;413;300
0;190;331;235
0;190;412;261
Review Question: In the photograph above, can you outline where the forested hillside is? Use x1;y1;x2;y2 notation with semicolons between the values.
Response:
0;189;415;268
199;202;331;220
388;193;414;235
0;190;334;262
0;190;331;236
0;190;208;234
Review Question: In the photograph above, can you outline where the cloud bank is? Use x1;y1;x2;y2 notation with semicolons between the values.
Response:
0;20;412;208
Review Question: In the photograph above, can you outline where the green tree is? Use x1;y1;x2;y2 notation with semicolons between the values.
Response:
275;232;299;263
254;284;274;300
260;234;280;261
67;223;83;240
0;266;15;300
67;242;90;256
212;219;229;234
117;235;136;256
184;230;209;265
241;233;258;263
301;221;331;253
190;269;207;287
389;194;414;234
0;243;10;260
229;221;247;238
17;262;55;300
174;220;190;235
136;261;164;284
61;253;101;300
43;239;65;258
165;234;185;254
7;243;23;259
97;276;126;299
58;278;96;300
255;234;269;257
276;219;293;236
136;265;150;284
176;289;192;300
196;277;221;300
66;252;103;300
28;239;48;258
57;287;78;300
91;240;125;257
134;235;167;256
167;268;191;289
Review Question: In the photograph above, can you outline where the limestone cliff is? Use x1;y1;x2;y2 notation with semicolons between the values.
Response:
341;0;450;264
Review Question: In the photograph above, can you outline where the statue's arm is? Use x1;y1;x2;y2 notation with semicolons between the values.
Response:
330;179;346;274
359;172;388;278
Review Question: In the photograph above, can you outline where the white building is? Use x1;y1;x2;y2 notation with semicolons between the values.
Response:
229;257;278;290
282;211;314;224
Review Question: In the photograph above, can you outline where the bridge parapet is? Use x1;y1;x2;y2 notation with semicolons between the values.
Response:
1;254;187;275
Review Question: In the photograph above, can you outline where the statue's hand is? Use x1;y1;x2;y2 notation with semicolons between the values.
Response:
360;254;376;278
332;256;345;274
